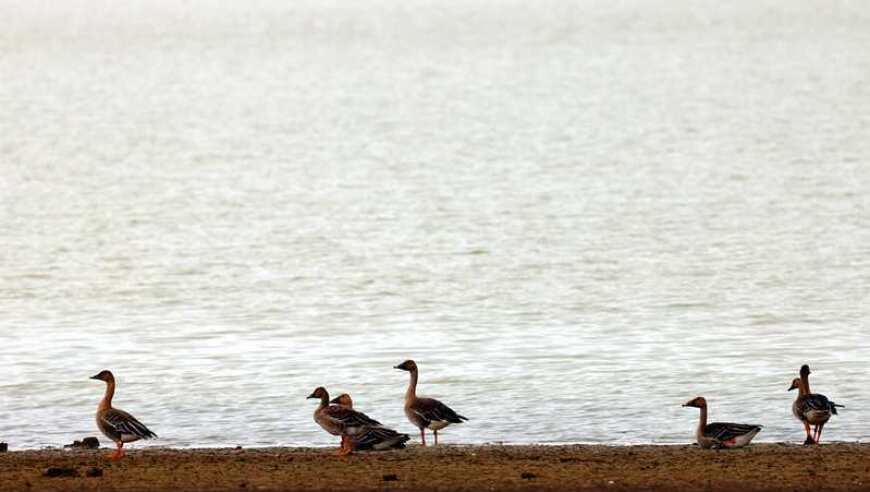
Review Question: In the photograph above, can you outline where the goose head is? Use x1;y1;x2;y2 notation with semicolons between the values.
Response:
307;386;329;401
394;360;418;372
89;370;115;383
682;396;707;409
330;393;353;408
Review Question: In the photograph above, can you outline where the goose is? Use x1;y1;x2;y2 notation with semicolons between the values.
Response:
789;365;844;445
394;360;467;446
682;397;762;449
329;393;410;451
90;370;157;460
307;386;382;455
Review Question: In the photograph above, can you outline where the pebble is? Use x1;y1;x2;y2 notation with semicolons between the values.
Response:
43;467;78;478
64;437;100;449
82;437;100;449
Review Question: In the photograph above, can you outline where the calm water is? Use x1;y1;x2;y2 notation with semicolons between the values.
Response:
1;0;868;449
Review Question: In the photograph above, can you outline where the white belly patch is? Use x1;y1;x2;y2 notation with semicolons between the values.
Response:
428;420;451;431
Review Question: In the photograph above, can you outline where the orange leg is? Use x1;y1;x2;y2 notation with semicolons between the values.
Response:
802;422;814;446
338;436;354;456
420;429;426;447
815;423;825;444
434;430;439;446
336;435;347;455
108;442;124;460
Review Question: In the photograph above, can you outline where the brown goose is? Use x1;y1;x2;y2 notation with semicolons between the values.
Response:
789;365;844;445
682;397;762;449
307;387;382;455
329;393;410;451
394;360;467;446
90;370;157;460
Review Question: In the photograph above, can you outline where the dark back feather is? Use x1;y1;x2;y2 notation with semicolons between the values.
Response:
798;394;835;415
350;427;410;451
703;422;762;442
414;397;468;424
322;405;382;429
102;409;157;439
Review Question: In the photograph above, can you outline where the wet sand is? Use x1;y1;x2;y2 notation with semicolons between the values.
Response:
1;443;868;492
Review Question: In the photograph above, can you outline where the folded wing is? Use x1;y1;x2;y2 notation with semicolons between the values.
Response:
322;405;382;430
101;408;157;440
798;393;843;416
350;426;411;451
704;422;762;442
413;397;468;426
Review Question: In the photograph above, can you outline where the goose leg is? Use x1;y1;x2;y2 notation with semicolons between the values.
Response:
802;422;814;446
434;430;439;446
109;442;124;460
337;435;348;455
420;429;426;447
815;423;825;444
338;437;353;456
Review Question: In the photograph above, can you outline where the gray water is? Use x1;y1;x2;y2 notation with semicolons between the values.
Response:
1;0;868;449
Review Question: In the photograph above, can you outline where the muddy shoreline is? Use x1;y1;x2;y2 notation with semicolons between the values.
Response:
1;443;868;491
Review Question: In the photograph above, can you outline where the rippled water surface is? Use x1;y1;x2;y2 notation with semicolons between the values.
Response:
1;0;869;449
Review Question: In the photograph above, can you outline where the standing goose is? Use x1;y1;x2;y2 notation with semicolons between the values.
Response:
329;393;410;451
90;370;157;460
789;365;844;445
682;397;762;449
394;360;467;446
307;387;382;455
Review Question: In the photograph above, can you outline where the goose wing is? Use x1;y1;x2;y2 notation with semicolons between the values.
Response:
101;408;157;440
703;422;762;442
350;427;410;451
798;394;838;416
321;405;382;429
413;397;468;424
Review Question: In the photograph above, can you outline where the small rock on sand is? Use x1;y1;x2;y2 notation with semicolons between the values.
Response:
82;437;100;448
43;467;78;478
64;437;100;449
0;442;8;453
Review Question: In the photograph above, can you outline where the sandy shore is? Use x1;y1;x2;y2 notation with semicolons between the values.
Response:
1;443;868;491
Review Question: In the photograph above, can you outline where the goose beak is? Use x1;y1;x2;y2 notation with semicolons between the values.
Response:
306;392;318;399
89;374;101;380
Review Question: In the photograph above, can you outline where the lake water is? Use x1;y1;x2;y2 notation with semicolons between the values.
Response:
1;0;868;449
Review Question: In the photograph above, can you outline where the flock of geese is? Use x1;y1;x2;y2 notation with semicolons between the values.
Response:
87;361;843;459
679;364;842;449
